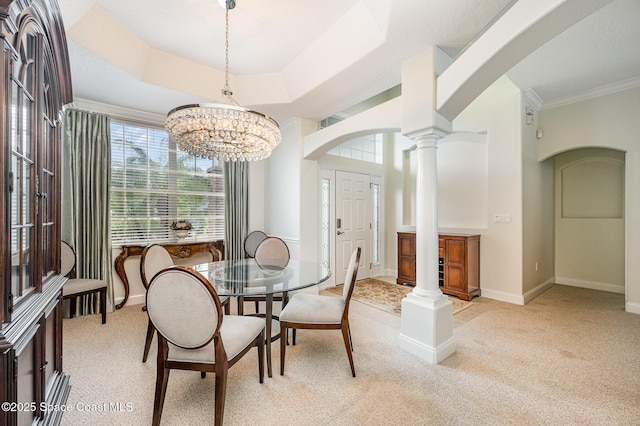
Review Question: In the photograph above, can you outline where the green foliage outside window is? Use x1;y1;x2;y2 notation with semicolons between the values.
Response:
110;122;224;245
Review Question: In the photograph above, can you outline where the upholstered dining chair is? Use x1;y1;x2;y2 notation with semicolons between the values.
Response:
240;236;290;315
244;230;268;258
140;245;174;363
279;247;361;377
146;266;265;426
60;241;107;324
140;244;232;362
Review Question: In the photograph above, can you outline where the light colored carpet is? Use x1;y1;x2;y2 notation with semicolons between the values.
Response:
326;278;472;315
61;284;640;425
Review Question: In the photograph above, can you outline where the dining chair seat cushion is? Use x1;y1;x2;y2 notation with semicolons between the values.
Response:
167;315;264;363
63;278;107;296
279;293;345;325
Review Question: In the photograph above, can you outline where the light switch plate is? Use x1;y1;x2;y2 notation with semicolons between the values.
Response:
493;214;511;224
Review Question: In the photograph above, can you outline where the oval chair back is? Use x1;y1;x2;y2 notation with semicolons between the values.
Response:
140;244;174;290
244;230;268;258
146;266;222;349
60;241;76;277
254;236;290;270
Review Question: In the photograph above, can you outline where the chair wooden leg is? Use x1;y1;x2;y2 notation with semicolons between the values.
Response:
214;362;229;426
257;330;265;383
279;325;287;375
292;329;296;345
201;371;206;378
143;320;155;363
152;360;170;426
341;322;356;377
254;300;260;313
237;296;244;315
100;288;107;324
69;297;77;319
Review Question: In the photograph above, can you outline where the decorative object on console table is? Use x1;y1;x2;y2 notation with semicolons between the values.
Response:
170;220;192;240
396;232;480;301
113;240;224;309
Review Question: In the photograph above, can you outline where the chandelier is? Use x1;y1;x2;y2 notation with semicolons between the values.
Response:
166;0;281;162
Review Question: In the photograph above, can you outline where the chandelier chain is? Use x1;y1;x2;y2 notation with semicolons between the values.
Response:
223;6;231;95
165;0;281;162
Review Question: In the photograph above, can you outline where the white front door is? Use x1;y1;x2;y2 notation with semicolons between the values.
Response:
335;170;371;284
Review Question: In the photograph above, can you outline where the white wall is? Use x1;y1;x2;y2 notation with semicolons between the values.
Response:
248;160;265;233
539;86;640;313
263;119;304;258
450;76;525;304
522;98;555;300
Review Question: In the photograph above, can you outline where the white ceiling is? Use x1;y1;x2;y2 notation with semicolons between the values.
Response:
58;0;640;124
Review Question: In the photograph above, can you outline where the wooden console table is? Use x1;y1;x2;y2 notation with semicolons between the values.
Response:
114;240;225;309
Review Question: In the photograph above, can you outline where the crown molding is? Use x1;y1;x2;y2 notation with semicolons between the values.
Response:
72;98;166;126
541;77;640;110
523;89;543;110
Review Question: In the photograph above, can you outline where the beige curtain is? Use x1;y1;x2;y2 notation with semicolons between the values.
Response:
62;109;113;316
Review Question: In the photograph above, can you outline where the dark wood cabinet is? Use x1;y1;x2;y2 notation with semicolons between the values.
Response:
1;0;73;424
397;232;417;287
397;232;480;301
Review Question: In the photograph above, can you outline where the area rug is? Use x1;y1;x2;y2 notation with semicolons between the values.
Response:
326;278;473;316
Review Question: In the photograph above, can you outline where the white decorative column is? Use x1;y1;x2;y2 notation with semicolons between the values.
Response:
399;47;455;363
398;130;456;363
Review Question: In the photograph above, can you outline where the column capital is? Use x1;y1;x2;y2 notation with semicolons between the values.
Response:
406;126;449;147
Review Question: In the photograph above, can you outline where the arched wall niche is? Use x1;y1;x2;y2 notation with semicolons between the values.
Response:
554;147;626;295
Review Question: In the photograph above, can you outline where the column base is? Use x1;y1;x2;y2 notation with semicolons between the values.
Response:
399;292;456;364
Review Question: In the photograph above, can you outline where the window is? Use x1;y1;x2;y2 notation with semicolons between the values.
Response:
327;133;383;164
110;121;224;245
372;182;380;265
321;177;331;268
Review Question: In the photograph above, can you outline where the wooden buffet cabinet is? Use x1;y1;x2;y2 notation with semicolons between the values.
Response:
397;232;480;301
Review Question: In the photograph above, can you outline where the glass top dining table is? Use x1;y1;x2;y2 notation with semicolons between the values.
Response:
194;258;331;377
195;258;331;297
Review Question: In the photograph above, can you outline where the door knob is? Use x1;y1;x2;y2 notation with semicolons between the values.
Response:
337;231;345;235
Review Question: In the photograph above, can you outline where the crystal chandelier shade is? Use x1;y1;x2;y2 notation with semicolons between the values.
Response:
167;102;281;162
165;1;281;162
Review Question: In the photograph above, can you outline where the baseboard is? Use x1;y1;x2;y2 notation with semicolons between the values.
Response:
555;277;625;294
479;288;525;305
398;334;457;364
625;301;640;315
523;279;555;304
114;293;145;308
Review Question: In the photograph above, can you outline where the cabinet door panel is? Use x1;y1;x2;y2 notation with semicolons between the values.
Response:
446;239;466;265
445;264;466;292
398;257;416;283
399;234;416;257
15;322;43;425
